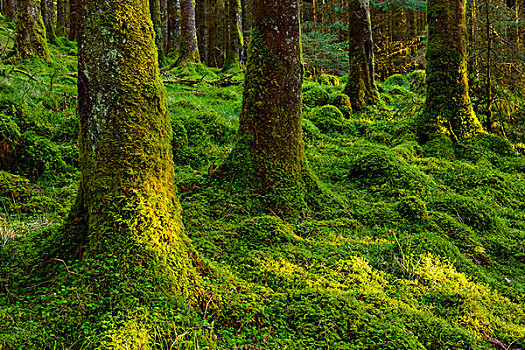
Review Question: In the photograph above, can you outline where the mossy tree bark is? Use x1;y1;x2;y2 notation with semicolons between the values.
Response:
76;0;193;297
416;0;483;141
196;0;208;63
14;0;50;62
56;0;66;37
180;0;200;64
40;0;56;44
149;0;165;65
166;0;181;54
220;0;315;216
343;0;379;111
4;0;16;22
224;0;243;69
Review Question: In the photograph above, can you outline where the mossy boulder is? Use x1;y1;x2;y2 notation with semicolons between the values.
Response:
330;93;353;117
347;149;433;195
236;215;293;249
307;105;345;133
318;74;340;86
303;85;330;108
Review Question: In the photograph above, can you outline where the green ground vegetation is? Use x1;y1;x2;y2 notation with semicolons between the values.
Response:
1;18;525;349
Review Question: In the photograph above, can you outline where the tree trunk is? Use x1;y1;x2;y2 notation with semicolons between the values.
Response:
196;0;208;63
224;0;243;69
56;0;66;36
40;0;56;44
343;0;379;111
14;0;49;61
67;0;77;41
166;0;181;54
219;0;317;216
417;0;483;141
241;0;253;63
150;0;165;64
179;0;200;64
4;0;16;22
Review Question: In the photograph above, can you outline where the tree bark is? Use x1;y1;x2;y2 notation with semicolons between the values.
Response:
224;0;243;69
179;0;200;64
77;0;192;278
4;0;16;22
417;0;483;141
166;0;181;53
219;0;316;216
343;0;379;111
67;0;77;41
40;0;56;44
56;0;66;36
14;0;49;61
150;0;164;65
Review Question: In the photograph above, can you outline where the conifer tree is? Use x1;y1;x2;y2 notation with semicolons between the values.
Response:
180;0;200;63
14;0;49;61
343;0;379;111
220;0;317;216
417;0;483;140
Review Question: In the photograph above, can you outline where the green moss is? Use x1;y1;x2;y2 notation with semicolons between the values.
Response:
397;196;429;221
317;74;340;86
307;105;345;133
235;215;292;249
348;148;434;196
0;113;21;167
330;93;353;117
303;85;330;108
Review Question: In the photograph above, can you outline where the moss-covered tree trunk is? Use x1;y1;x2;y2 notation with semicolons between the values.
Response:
220;0;316;216
150;0;165;65
224;0;243;69
56;0;66;36
241;0;253;61
77;0;192;293
40;0;56;44
180;0;200;64
196;0;208;63
14;0;50;61
343;0;379;111
416;0;483;141
166;0;181;54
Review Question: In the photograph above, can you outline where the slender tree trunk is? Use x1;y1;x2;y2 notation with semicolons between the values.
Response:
224;0;243;69
67;0;77;41
150;0;165;64
5;0;16;22
40;0;56;44
241;0;253;63
56;0;66;36
417;0;483;141
166;0;181;54
14;0;49;61
196;0;207;63
343;0;379;111
179;0;200;64
220;0;317;216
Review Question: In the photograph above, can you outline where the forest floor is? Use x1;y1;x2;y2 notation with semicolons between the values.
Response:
1;18;525;349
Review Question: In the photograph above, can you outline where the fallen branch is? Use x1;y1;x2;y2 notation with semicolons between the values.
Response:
12;68;38;82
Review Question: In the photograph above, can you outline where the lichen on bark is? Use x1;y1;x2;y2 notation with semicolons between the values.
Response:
416;0;483;141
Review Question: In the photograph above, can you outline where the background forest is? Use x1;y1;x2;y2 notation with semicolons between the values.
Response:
1;0;525;349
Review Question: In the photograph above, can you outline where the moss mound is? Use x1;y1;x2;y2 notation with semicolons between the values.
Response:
317;74;340;86
303;85;330;108
307;105;345;133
